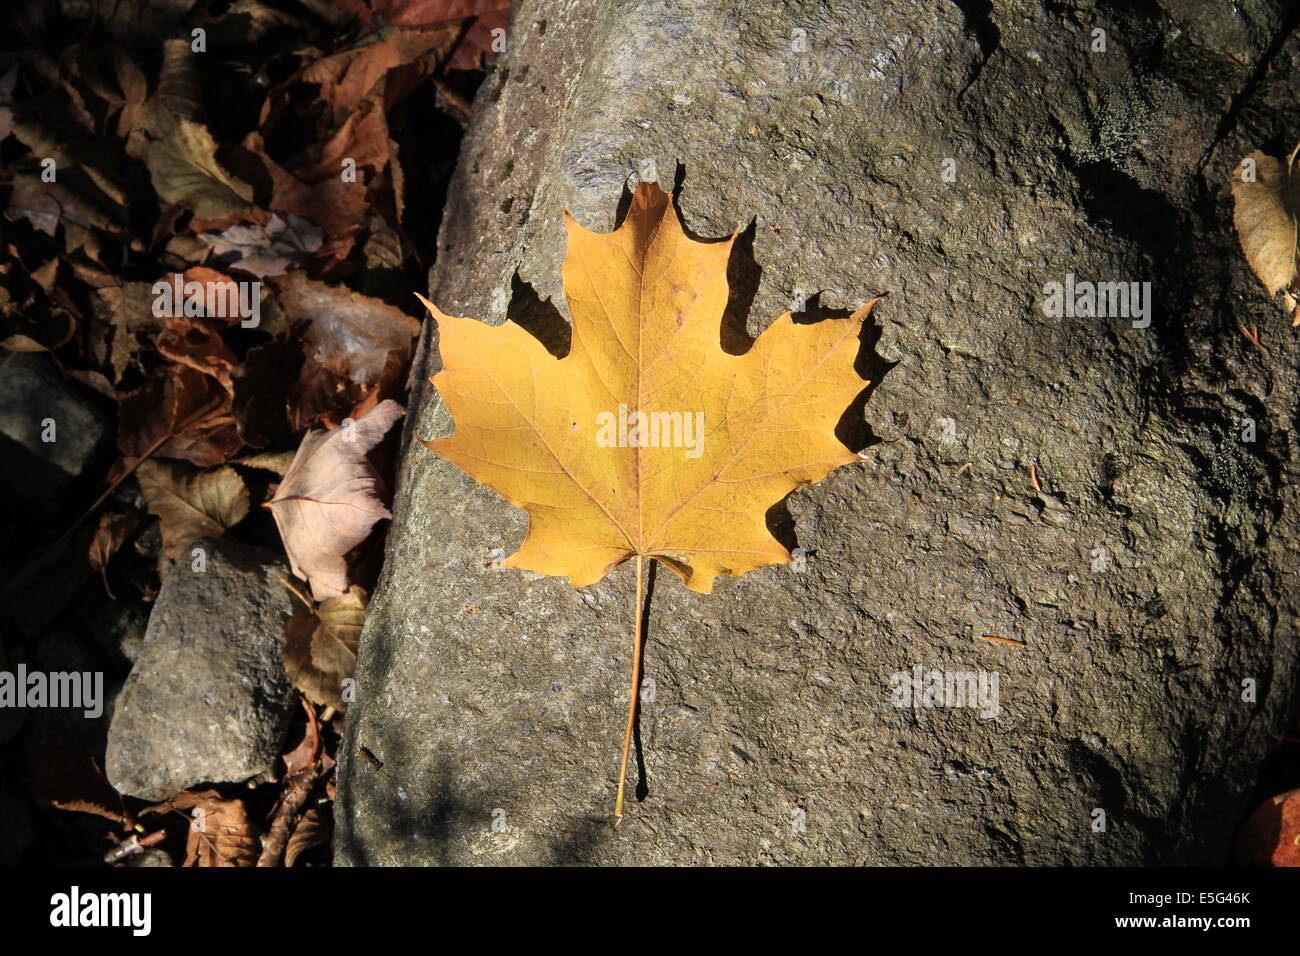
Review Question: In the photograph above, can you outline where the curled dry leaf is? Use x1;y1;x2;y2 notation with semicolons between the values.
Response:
93;280;162;382
312;586;367;676
1232;146;1300;296
276;274;420;429
268;400;403;600
156;314;241;390
143;117;256;222
137;460;250;559
278;272;421;381
370;0;512;70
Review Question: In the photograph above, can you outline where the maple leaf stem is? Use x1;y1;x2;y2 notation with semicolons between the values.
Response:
614;553;646;818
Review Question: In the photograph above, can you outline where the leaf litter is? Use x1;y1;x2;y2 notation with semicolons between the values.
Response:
0;0;505;866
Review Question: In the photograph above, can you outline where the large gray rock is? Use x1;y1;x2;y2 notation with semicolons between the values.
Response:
106;537;297;801
337;0;1300;864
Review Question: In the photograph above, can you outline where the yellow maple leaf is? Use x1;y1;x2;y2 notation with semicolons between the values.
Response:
419;181;877;815
419;182;876;595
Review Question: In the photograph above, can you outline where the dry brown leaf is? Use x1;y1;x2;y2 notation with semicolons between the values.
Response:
143;118;255;221
236;131;368;258
277;274;419;429
283;606;335;708
155;314;241;390
278;272;421;384
268;400;403;600
137;460;250;559
312;586;366;677
280;703;321;777
88;510;141;597
7;172;123;237
1234;787;1300;867
117;363;242;467
285;806;331;867
232;450;296;475
1232;147;1300;295
168;790;259;867
283;586;366;710
197;213;324;278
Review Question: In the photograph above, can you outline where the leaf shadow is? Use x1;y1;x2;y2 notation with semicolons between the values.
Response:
632;558;657;806
769;293;894;553
507;270;569;357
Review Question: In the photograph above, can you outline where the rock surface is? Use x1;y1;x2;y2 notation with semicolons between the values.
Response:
106;537;296;801
337;0;1300;864
0;351;110;506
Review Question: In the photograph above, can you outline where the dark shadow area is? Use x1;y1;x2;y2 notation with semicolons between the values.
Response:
720;220;762;354
507;271;570;357
950;0;1000;99
633;559;657;805
547;814;615;865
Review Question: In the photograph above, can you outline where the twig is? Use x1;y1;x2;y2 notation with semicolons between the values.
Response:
103;830;166;865
980;635;1025;647
257;767;323;867
1237;321;1268;356
279;576;316;611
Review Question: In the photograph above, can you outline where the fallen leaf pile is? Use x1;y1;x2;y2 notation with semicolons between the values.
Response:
0;0;508;867
420;180;877;812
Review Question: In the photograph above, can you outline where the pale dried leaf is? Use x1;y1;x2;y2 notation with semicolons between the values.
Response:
268;400;403;600
1232;148;1299;295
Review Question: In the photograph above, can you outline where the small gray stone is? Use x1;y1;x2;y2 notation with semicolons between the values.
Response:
106;537;297;801
0;352;110;505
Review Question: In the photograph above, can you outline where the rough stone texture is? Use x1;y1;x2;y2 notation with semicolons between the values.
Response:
106;537;297;801
338;0;1300;864
0;351;110;505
